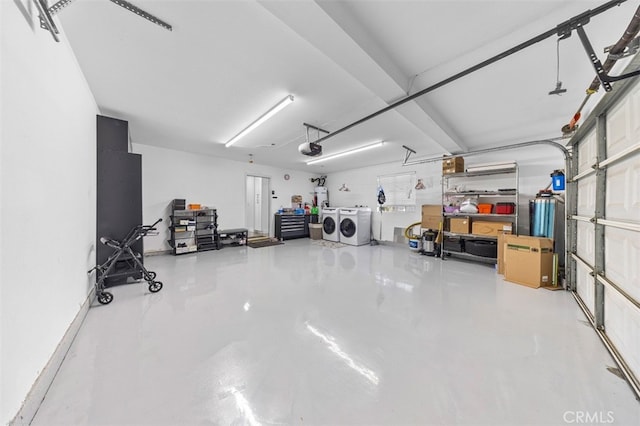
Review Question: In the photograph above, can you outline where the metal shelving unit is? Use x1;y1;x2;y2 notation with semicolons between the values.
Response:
195;209;220;251
441;250;497;264
444;213;517;218
441;165;519;262
168;203;220;255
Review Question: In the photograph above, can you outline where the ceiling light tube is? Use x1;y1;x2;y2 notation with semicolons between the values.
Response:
225;95;294;148
306;141;385;165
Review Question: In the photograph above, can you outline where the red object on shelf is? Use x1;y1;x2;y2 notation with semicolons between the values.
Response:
496;202;515;214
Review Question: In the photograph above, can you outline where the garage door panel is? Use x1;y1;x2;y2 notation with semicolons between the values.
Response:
576;221;595;266
606;96;630;156
624;80;640;146
631;79;640;142
606;78;640;157
604;285;640;381
576;261;595;316
605;227;640;304
605;154;640;222
577;128;597;174
577;174;596;216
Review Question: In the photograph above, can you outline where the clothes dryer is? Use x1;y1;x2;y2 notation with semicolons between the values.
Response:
322;208;340;242
338;208;371;246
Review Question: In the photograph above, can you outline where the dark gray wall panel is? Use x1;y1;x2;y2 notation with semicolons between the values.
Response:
96;151;143;266
97;115;129;153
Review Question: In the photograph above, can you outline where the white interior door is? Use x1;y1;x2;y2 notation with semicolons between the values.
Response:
246;175;271;236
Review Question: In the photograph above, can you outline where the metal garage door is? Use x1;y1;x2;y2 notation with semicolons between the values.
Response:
569;70;640;398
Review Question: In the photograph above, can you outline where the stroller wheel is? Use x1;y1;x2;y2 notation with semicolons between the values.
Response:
97;292;114;305
147;271;157;280
149;281;163;293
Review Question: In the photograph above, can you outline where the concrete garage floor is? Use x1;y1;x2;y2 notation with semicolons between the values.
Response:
32;240;640;425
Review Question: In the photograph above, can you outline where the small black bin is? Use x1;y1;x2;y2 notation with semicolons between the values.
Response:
443;236;464;252
465;240;497;258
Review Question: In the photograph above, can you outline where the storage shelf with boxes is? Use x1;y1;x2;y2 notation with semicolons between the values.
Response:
440;160;519;263
444;213;516;218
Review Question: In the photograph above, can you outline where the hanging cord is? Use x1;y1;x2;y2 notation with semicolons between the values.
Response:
549;38;567;95
555;38;562;87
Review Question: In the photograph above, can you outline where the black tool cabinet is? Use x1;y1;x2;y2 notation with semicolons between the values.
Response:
274;214;316;240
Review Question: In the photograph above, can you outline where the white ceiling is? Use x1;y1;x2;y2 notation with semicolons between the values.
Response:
55;0;640;173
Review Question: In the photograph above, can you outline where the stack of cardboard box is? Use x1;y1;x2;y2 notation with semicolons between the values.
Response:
442;156;464;174
421;205;442;230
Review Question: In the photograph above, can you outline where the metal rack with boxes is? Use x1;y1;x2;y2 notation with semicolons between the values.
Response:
168;199;220;254
441;163;519;263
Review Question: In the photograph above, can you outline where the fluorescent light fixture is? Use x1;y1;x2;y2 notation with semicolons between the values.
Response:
225;95;294;148
306;141;385;165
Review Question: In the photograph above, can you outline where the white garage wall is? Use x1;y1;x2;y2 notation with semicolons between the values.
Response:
327;144;565;240
1;2;98;424
132;143;319;253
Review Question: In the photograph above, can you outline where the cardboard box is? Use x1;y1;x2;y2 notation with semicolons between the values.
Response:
496;230;512;275
422;215;442;231
449;217;470;234
422;204;442;217
504;235;554;288
442;156;464;174
472;220;513;236
421;205;442;230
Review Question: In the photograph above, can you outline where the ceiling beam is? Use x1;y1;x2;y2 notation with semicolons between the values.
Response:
258;0;466;154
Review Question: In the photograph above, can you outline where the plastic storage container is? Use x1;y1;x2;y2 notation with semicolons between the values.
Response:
496;202;515;214
477;203;493;214
443;236;464;252
309;223;322;240
465;240;497;258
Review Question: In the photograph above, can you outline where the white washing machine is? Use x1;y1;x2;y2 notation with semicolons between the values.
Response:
339;208;371;246
322;208;340;242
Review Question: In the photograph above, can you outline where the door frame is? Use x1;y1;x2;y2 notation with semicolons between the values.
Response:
245;174;272;237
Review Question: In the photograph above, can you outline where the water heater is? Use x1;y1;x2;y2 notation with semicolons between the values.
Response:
314;186;328;212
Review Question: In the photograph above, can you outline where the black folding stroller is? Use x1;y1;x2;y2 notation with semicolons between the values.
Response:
89;218;164;304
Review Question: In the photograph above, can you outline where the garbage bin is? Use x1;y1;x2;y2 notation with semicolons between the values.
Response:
309;223;323;240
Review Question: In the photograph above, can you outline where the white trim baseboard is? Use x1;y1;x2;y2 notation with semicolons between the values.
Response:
144;249;171;256
10;287;96;426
